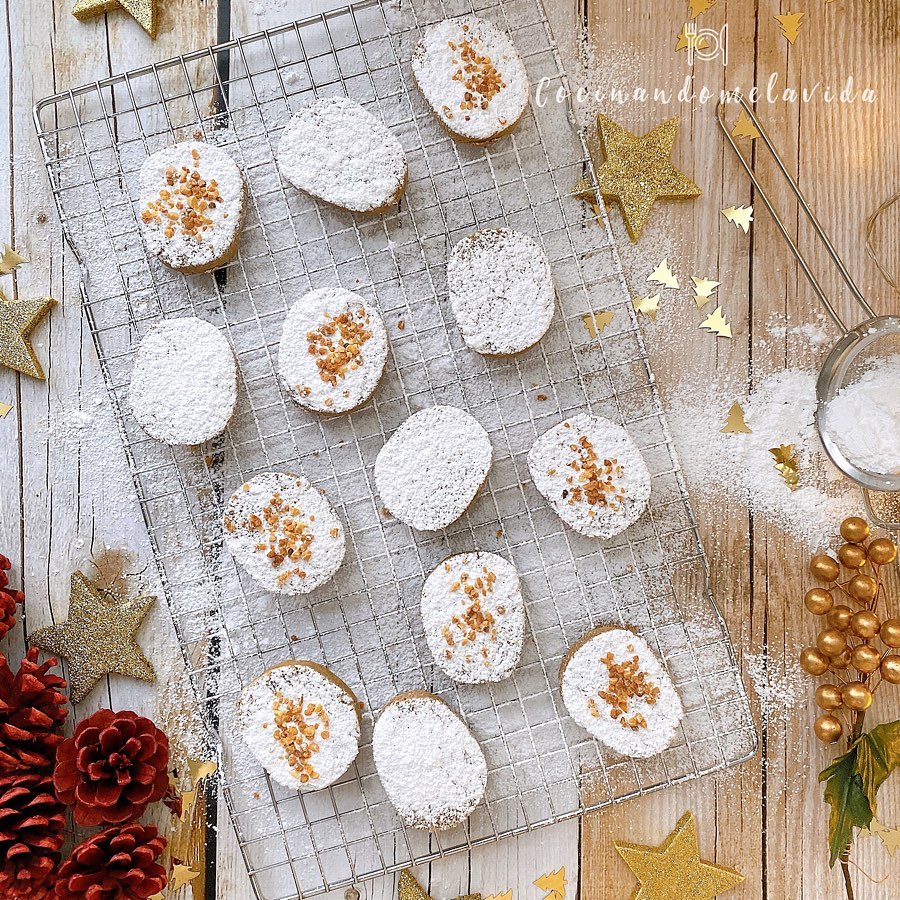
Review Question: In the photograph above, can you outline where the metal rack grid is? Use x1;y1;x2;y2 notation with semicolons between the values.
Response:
34;0;758;896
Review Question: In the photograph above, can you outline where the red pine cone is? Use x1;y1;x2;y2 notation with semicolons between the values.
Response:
0;648;69;773
53;823;167;900
0;554;24;640
0;768;66;899
53;709;169;826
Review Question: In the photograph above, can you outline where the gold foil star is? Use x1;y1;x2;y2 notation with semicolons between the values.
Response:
770;444;799;490
675;24;709;52
534;868;566;900
579;115;701;242
689;0;717;17
582;310;615;339
30;571;156;703
691;275;720;308
699;306;732;338
633;294;660;321
170;863;201;891
398;869;481;900
0;245;26;274
721;402;752;434
722;205;753;233
0;292;56;379
72;0;157;38
774;11;805;44
615;812;744;900
731;110;760;140
649;258;679;289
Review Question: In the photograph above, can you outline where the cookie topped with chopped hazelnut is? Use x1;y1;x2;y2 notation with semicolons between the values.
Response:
223;472;345;595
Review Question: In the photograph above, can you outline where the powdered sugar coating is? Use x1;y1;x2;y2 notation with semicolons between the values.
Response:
129;317;237;446
560;628;683;758
277;288;388;415
527;414;651;539
374;406;493;531
421;552;525;683
238;662;361;790
139;141;245;272
223;472;345;595
373;693;487;829
412;16;530;143
277;97;408;213
448;229;556;355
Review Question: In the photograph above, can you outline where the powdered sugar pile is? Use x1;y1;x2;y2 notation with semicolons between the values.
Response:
447;229;556;355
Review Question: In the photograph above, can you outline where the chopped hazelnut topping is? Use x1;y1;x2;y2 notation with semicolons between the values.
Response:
563;435;626;511
590;652;660;730
272;692;330;783
302;308;372;389
443;566;503;667
447;33;507;112
141;153;223;243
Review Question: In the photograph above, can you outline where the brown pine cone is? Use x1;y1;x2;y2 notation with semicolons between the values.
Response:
0;648;68;773
53;823;167;900
0;554;24;641
53;709;169;826
0;769;65;899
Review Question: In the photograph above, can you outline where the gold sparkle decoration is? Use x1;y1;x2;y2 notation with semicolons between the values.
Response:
0;245;26;274
398;869;481;900
0;292;56;379
575;114;701;242
170;863;201;891
30;571;155;703
534;868;566;900
633;294;660;322
699;306;732;339
0;401;12;419
722;205;753;233
775;11;805;45
675;24;709;53
72;0;157;38
731;110;760;140
721;402;752;434
615;811;744;900
770;444;799;490
691;275;720;308
861;819;900;856
582;310;615;339
689;0;717;17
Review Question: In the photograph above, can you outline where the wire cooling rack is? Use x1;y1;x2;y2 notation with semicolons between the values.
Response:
34;0;758;896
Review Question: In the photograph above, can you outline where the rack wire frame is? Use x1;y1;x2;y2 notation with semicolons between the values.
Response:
34;0;758;897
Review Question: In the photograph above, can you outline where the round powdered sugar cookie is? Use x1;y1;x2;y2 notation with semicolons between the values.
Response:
373;691;487;830
412;15;530;144
374;406;492;531
448;229;556;355
223;472;345;595
129;317;237;446
139;140;246;273
421;552;525;683
277;288;388;415
238;660;362;790
277;97;408;213
527;414;651;539
559;626;683;758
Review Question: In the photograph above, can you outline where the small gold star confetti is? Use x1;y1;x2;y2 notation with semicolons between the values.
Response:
0;292;56;379
616;812;744;900
722;205;753;233
774;11;805;44
699;306;732;338
649;257;679;289
861;819;900;856
691;275;720;308
731;110;760;140
398;869;482;900
72;0;156;37
770;444;799;490
0;402;12;419
582;310;615;339
574;114;701;242
689;0;717;17
633;294;660;321
675;24;709;52
0;245;26;274
30;571;155;703
170;863;201;891
721;402;752;434
534;868;566;900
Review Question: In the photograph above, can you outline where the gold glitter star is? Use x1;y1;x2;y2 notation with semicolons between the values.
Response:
0;292;56;379
398;869;481;900
72;0;157;38
30;571;156;703
615;811;744;900
576;115;701;242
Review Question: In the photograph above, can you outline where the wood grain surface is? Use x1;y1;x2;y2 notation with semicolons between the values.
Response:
1;1;898;899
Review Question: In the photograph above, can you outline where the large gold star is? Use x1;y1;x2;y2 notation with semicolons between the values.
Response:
398;870;481;900
615;812;744;900
30;571;156;704
0;292;56;379
575;114;701;242
72;0;157;38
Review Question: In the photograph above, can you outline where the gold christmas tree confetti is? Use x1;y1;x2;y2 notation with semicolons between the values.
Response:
72;0;157;38
398;869;481;900
0;292;56;379
689;0;717;18
861;819;900;857
615;812;744;900
722;205;753;233
0;401;12;419
534;868;566;900
649;257;679;289
675;24;709;52
691;275;720;308
774;11;805;44
485;893;513;900
582;310;614;339
770;444;799;490
731;109;761;140
633;294;660;321
721;402;752;434
699;306;732;338
0;245;26;274
170;863;201;891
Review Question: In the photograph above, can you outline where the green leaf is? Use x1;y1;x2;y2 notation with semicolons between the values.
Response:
856;721;900;816
819;746;873;867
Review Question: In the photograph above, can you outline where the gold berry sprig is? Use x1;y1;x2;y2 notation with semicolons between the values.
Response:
799;516;899;745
